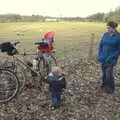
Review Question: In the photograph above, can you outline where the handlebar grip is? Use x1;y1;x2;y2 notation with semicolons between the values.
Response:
14;41;20;46
35;42;41;44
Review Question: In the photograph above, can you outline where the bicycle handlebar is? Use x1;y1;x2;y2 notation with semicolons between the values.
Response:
34;41;43;45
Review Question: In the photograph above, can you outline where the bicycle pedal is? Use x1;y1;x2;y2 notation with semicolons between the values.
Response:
27;61;33;67
31;71;37;77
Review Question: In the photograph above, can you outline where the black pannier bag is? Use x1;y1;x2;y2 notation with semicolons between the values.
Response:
0;42;18;56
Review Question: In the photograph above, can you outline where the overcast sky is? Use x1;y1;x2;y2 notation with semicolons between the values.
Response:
0;0;120;17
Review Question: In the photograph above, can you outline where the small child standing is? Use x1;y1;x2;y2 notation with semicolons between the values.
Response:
45;66;66;109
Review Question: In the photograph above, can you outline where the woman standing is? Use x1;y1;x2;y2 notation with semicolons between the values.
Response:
98;21;120;93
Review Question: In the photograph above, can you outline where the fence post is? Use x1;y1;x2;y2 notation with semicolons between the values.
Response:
88;33;95;60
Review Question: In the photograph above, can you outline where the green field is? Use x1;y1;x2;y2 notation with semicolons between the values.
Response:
0;22;119;58
0;22;105;38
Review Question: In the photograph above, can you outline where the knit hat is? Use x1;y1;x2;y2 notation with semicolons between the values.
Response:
52;66;66;76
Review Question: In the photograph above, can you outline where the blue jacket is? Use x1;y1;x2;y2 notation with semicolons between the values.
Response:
98;32;120;65
46;73;66;93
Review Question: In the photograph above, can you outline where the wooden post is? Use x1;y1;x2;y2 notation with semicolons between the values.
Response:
88;33;95;60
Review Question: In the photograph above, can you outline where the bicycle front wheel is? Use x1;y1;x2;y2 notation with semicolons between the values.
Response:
50;55;57;67
0;69;19;103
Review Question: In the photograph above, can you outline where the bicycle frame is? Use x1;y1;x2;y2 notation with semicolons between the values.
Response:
0;41;57;101
8;53;41;77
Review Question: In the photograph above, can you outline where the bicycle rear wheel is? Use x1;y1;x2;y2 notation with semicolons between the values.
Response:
38;57;47;77
0;69;19;103
50;55;57;67
38;55;57;75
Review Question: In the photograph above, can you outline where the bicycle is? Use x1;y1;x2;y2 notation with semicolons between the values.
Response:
0;41;57;98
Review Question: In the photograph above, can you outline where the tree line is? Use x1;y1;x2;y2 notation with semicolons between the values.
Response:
86;6;120;23
0;6;120;23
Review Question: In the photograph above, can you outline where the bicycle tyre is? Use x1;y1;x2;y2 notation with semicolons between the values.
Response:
38;55;57;75
1;60;26;93
50;55;57;66
37;54;57;91
0;69;19;103
38;57;47;77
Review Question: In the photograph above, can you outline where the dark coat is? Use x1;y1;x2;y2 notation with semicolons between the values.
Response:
46;74;66;92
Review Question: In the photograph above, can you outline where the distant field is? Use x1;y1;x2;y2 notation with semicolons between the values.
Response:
0;22;105;39
0;22;119;58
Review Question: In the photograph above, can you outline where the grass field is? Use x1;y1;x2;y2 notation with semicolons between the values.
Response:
0;22;108;58
0;22;105;39
0;21;120;58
